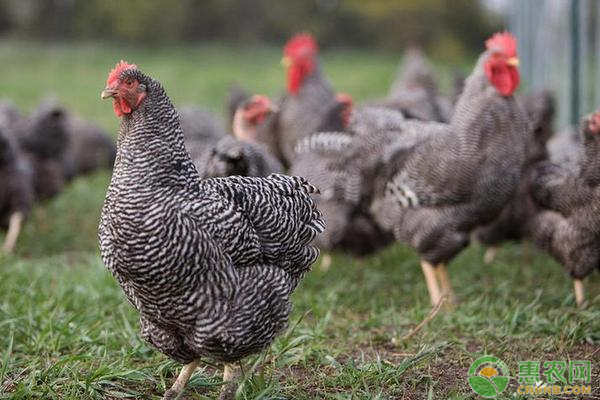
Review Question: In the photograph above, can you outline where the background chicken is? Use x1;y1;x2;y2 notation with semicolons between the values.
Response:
275;33;345;165
63;112;116;178
375;47;452;122
0;124;34;253
98;62;324;399
187;95;283;178
364;32;528;307
528;108;600;306
10;99;71;200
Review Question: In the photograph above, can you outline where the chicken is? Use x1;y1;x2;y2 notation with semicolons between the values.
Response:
11;98;71;200
187;95;283;178
225;84;250;128
476;90;556;263
528;109;600;306
384;47;453;122
275;33;344;165
63;113;116;177
289;98;408;262
98;61;324;399
0;124;34;253
547;126;583;175
291;131;392;261
178;105;227;144
362;32;527;307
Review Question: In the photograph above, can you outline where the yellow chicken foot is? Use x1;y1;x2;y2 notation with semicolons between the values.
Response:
162;360;200;400
483;245;498;265
219;363;241;400
3;212;23;253
319;253;332;272
573;279;584;307
435;263;456;308
420;260;442;307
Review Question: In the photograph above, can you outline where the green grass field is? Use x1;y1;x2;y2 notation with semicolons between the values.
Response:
0;41;598;399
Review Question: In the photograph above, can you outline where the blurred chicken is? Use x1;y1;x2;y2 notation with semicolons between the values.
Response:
383;47;453;122
63;114;116;177
355;32;528;307
187;95;283;178
547;126;583;175
179;105;227;144
528;109;600;306
11;99;71;200
0;124;34;253
275;33;345;165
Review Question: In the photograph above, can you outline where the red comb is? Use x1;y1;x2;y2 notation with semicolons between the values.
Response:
486;31;518;57
106;60;137;86
284;33;318;57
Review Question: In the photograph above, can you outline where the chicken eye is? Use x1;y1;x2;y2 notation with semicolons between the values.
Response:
125;79;134;87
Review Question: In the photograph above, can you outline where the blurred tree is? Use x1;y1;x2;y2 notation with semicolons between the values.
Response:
0;0;499;56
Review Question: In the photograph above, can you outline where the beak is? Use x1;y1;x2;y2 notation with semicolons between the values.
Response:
280;56;292;68
101;87;118;99
507;57;520;67
268;103;279;113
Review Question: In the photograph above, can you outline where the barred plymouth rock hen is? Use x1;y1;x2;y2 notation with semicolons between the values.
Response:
0;124;34;253
528;108;600;306
98;61;324;399
366;32;528;307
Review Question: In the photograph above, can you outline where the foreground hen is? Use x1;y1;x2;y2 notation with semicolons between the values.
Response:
98;61;324;399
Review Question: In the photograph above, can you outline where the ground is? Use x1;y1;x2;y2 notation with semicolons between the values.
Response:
0;42;598;399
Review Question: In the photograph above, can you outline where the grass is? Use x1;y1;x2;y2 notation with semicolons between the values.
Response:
0;40;599;399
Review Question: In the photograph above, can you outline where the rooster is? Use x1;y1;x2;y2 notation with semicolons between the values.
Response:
362;32;527;307
528;109;600;306
275;33;344;165
98;61;324;399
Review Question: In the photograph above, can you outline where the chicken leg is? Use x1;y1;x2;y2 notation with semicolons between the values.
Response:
219;363;241;400
420;260;442;307
319;253;332;272
574;279;584;307
435;263;456;307
3;212;24;253
162;360;199;400
483;245;498;265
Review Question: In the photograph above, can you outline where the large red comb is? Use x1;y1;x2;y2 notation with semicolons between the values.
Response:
106;60;137;86
486;31;518;57
284;33;318;57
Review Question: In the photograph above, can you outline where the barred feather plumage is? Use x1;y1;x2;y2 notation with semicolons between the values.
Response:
99;66;324;365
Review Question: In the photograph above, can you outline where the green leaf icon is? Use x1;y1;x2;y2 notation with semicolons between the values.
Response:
468;376;499;397
491;376;509;393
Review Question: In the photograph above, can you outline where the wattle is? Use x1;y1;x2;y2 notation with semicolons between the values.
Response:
486;64;520;97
